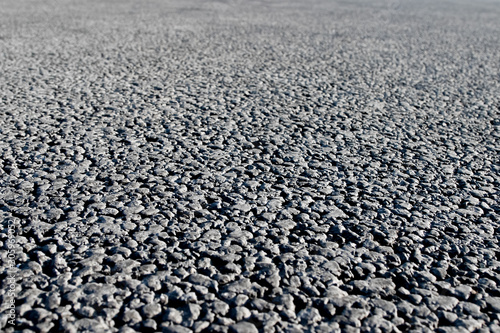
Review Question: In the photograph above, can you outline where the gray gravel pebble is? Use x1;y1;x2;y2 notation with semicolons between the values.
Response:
229;322;259;333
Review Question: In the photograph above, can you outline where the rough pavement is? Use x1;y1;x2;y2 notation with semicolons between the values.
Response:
1;0;500;332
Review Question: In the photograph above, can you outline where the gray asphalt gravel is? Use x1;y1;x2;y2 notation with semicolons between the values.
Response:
1;0;500;332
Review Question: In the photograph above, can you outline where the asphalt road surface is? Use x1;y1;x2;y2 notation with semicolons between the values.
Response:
1;0;500;332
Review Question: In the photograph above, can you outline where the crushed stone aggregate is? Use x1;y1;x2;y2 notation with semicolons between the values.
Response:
1;0;500;332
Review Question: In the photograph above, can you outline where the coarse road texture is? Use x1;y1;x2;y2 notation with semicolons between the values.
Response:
1;0;500;332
